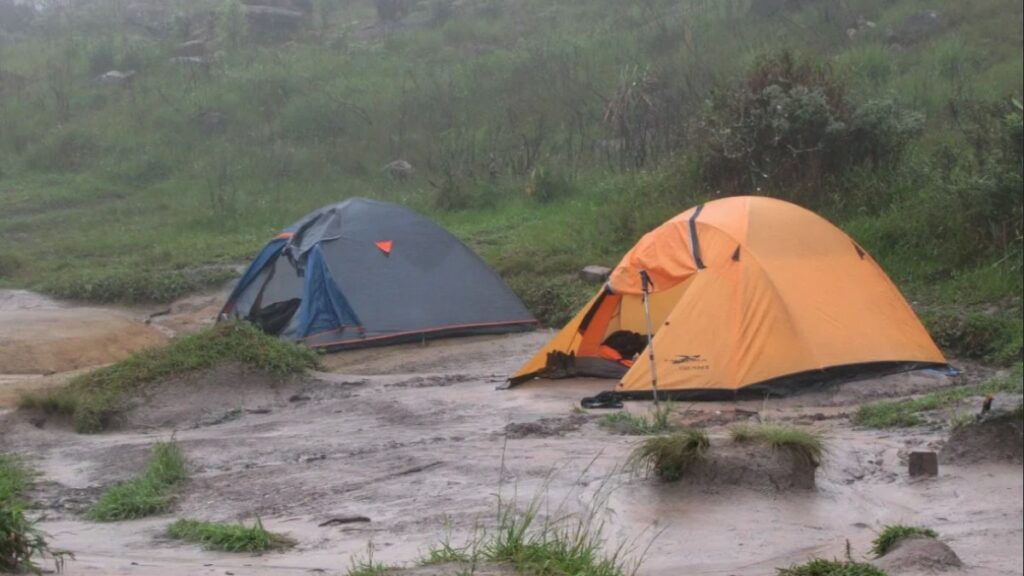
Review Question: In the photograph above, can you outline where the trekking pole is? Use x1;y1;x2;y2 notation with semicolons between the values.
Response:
640;270;660;406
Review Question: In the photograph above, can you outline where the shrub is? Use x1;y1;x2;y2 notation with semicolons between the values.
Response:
88;442;187;521
626;429;710;481
167;518;295;552
698;51;921;203
871;525;938;557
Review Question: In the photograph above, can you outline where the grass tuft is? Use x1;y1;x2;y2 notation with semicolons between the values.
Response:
626;429;710;482
854;365;1023;429
1;455;73;574
776;558;888;576
599;405;674;436
871;524;938;557
20;321;320;433
730;424;827;466
0;455;29;504
167;518;295;552
88;442;187;522
346;543;395;576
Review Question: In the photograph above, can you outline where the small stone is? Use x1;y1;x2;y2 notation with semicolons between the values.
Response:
908;451;938;477
579;265;612;283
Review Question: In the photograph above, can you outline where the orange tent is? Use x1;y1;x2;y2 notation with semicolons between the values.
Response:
509;196;945;397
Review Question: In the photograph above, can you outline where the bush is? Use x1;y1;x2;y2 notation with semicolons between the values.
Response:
626;428;710;482
698;51;921;204
88;442;187;521
871;525;938;557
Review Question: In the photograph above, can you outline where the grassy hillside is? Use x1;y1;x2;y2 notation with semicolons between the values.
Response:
0;0;1021;362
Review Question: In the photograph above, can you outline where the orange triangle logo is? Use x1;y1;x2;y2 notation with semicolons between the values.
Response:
375;240;393;255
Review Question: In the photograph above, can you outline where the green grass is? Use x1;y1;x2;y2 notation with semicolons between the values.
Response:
167;518;295;552
88;442;187;522
19;321;320;433
777;558;888;576
626;428;710;482
730;424;827;466
346;544;396;576
854;364;1024;428
871;525;938;557
1;455;72;574
599;404;674;436
0;0;1019;341
0;455;29;504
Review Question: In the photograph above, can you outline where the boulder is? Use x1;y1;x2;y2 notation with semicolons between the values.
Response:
94;70;137;86
168;56;210;68
384;160;414;180
244;5;305;31
175;39;207;57
579;265;612;284
873;536;962;573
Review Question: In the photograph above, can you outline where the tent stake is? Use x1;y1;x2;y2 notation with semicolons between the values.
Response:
640;270;660;406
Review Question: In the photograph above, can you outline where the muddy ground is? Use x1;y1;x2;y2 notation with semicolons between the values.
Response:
1;291;1022;576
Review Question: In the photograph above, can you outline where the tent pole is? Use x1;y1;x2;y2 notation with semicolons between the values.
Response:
640;270;660;406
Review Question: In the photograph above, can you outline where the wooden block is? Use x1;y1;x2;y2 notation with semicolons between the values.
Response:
909;451;938;477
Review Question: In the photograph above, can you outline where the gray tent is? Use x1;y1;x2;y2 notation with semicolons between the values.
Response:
221;198;537;349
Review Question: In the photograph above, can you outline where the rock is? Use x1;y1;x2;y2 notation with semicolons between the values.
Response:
244;5;305;32
243;0;313;12
579;265;612;283
942;408;1024;465
168;56;210;68
908;451;938;477
175;39;207;57
383;160;414;180
873;536;962;573
194;110;227;135
95;70;137;86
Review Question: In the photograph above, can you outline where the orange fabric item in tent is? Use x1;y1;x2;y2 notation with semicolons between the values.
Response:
510;196;945;394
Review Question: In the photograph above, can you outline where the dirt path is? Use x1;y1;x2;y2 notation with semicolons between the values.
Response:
2;330;1021;576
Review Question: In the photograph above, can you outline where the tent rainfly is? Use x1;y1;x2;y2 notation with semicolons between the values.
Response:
509;196;946;398
221;198;537;349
